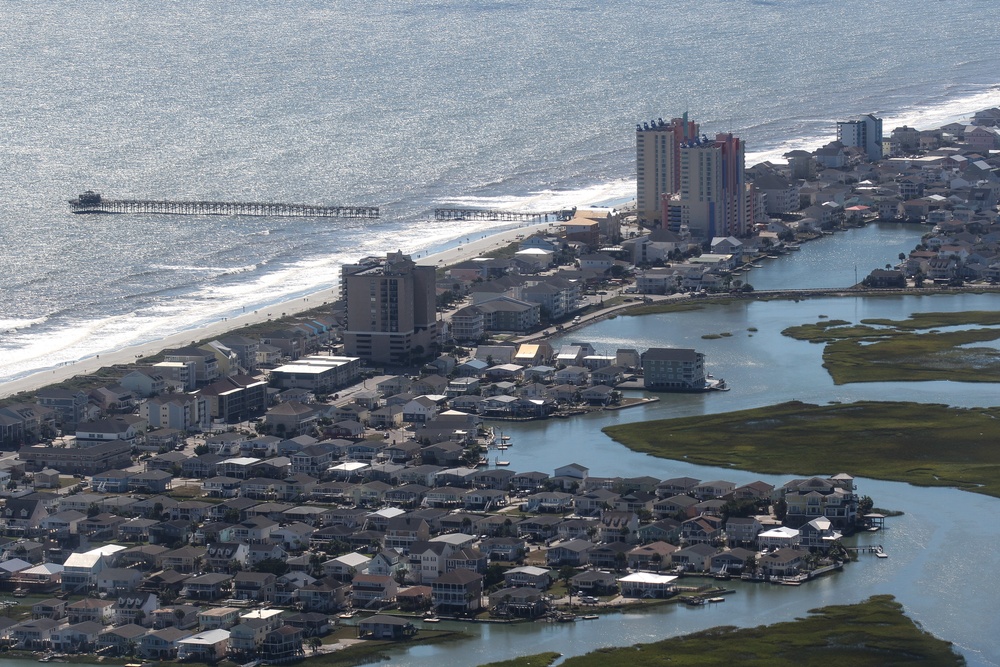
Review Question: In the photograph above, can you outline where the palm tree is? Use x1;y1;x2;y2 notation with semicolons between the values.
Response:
308;637;322;653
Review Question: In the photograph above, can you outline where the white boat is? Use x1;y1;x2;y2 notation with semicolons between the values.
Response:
495;457;510;466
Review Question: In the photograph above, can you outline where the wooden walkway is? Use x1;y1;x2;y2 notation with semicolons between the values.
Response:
433;207;572;222
68;191;378;218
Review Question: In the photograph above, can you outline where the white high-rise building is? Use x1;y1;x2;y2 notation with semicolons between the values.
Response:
837;114;883;161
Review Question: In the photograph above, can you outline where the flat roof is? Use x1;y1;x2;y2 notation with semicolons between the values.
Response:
179;628;230;644
618;572;678;584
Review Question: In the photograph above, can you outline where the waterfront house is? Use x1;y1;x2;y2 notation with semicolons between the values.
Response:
571;569;618;596
657;477;700;496
97;623;148;656
757;526;801;550
284;611;333;637
503;565;552;590
296;579;349;612
228;616;280;654
626;542;678;571
11;618;58;649
642;348;706;391
759;548;804;578
670;543;717;572
693;480;736;500
50;620;102;653
725;516;763;547
798;516;843;550
139;626;190;659
357;614;417;640
351;574;398;609
710;547;755;575
432;568;483;615
176;628;230;661
781;475;857;529
489;587;548;619
617;572;678;599
261;625;304;660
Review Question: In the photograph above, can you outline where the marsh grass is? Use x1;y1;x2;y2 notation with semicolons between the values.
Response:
551;596;962;667
604;400;1000;498
782;311;1000;383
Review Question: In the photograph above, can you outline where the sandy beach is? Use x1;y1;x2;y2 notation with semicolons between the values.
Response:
0;220;560;400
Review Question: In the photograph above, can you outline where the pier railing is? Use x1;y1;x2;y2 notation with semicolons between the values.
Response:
433;207;573;222
69;191;378;218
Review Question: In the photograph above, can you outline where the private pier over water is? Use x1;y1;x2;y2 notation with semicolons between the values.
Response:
434;207;574;222
69;191;379;218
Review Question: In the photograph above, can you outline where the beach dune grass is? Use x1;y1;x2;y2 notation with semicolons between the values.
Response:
603;401;1000;498
539;596;963;667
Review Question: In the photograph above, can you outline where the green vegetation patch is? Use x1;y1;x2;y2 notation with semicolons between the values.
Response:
557;595;963;667
604;400;1000;498
624;301;708;316
478;652;562;667
824;328;1000;384
861;310;1000;330
782;311;1000;383
782;321;892;343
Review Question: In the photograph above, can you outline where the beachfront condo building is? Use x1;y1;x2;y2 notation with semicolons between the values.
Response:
636;115;700;224
342;251;438;365
676;132;749;241
837;114;883;161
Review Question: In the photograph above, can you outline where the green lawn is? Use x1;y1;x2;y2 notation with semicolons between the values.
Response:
603;401;1000;498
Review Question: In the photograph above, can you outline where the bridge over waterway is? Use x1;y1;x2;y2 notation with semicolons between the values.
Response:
68;191;379;218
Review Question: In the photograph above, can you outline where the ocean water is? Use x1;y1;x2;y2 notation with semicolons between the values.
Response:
1;0;998;384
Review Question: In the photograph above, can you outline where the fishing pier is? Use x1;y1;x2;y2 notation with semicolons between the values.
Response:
433;207;574;222
69;191;379;218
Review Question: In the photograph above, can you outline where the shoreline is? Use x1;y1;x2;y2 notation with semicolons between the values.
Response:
0;220;559;400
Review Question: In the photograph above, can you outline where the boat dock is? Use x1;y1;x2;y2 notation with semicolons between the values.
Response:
68;191;379;218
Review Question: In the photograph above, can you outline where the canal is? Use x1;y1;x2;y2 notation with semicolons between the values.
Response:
377;223;1000;667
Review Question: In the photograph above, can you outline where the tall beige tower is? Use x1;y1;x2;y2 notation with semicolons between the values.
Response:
343;251;438;365
636;115;699;224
